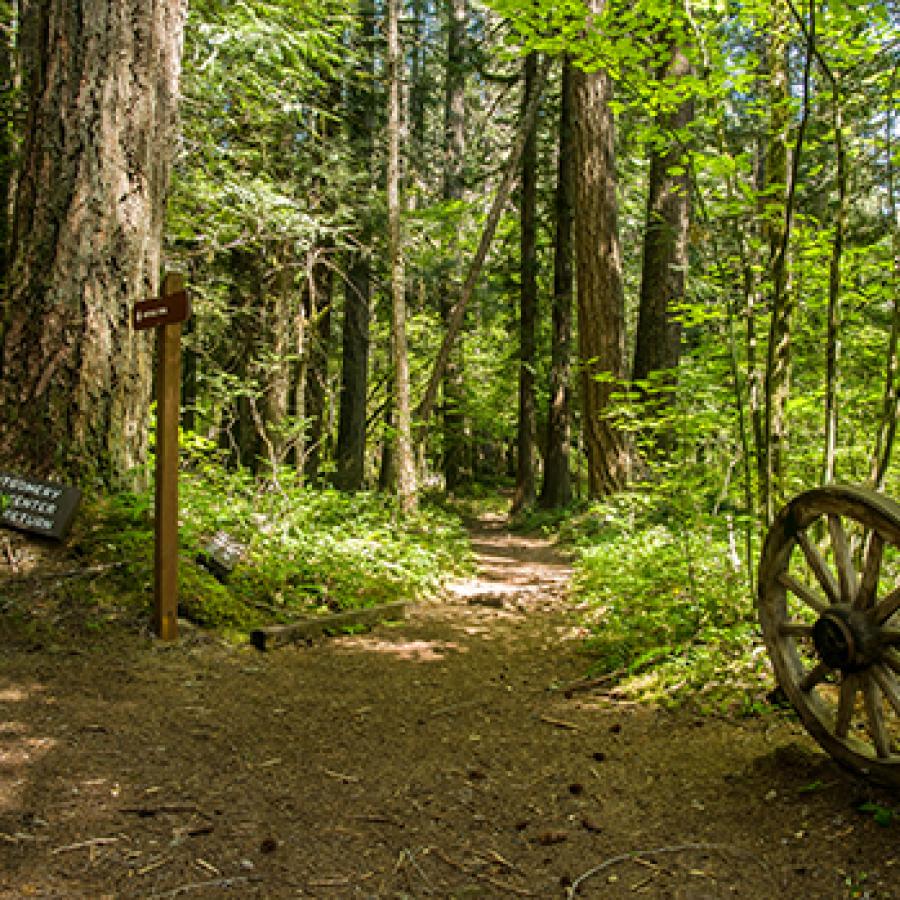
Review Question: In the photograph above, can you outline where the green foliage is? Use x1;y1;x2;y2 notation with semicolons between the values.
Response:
856;802;895;828
559;486;769;712
39;457;472;637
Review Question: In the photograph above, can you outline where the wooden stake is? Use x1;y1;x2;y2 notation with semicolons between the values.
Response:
154;273;184;640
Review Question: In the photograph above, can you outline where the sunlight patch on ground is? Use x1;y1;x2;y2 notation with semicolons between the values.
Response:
335;637;464;661
0;729;57;813
0;684;45;703
0;681;56;813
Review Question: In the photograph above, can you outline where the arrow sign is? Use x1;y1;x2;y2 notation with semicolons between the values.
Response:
133;289;191;331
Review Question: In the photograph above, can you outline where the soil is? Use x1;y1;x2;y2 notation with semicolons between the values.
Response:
1;515;898;899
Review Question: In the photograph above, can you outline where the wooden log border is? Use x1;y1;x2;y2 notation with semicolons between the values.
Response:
250;601;410;651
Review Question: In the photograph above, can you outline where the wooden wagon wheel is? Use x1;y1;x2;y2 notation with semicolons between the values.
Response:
758;485;900;784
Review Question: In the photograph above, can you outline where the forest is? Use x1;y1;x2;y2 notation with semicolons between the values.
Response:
0;0;898;674
1;1;900;894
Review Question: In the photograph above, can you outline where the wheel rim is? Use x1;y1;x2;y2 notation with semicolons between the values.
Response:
758;485;900;784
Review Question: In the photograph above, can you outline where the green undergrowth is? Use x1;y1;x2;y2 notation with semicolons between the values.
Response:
519;489;772;714
7;465;472;642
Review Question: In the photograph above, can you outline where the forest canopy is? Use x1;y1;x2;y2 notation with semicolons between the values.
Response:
0;0;896;524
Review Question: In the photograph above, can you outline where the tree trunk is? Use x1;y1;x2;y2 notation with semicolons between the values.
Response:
441;0;467;492
539;57;574;509
335;0;375;492
0;0;186;486
572;33;631;498
763;0;795;523
512;52;538;513
0;0;14;291
303;249;333;485
387;0;416;512
632;39;693;451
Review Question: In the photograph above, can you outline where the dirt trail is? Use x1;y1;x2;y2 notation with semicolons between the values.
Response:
1;516;898;898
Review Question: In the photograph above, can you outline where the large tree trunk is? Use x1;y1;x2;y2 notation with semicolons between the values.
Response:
539;57;574;509
572;32;631;498
387;0;416;512
334;0;375;492
512;52;538;512
0;0;14;291
0;0;186;486
632;39;693;451
441;0;467;492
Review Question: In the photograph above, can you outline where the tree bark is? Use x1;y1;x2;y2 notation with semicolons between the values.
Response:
335;0;375;492
0;0;187;486
763;0;796;523
0;0;14;291
632;39;693;451
303;248;333;485
539;57;574;509
512;52;538;512
441;0;467;492
572;28;631;498
387;0;416;512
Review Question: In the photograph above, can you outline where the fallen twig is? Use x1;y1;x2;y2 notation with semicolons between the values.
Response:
538;714;579;731
148;875;262;897
479;874;533;896
561;670;626;697
52;836;119;854
351;813;404;828
323;768;360;784
567;843;757;897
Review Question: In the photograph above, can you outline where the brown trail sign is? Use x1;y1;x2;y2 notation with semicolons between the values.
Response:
137;273;190;641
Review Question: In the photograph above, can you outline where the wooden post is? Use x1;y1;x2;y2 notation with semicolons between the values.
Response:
133;274;191;639
154;273;184;640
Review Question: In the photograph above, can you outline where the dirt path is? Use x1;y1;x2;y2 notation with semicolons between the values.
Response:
1;517;898;898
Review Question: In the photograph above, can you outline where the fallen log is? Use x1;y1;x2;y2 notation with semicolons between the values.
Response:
250;601;409;651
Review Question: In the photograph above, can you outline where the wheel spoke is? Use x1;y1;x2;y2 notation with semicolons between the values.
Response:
855;531;883;610
828;514;858;605
875;585;900;625
799;661;831;692
871;665;900;718
884;649;900;675
796;530;840;605
778;621;814;638
778;572;828;614
835;673;858;739
863;676;893;758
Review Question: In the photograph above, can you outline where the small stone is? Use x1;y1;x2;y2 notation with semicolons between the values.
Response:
240;859;255;871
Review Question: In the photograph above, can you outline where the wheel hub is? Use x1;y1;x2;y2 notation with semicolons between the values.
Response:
812;605;881;671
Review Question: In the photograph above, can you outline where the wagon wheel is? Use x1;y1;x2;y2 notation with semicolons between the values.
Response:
758;485;900;784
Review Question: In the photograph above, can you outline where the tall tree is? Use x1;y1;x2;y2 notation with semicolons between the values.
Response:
539;56;574;509
572;7;631;498
632;35;693;449
0;0;14;291
387;0;417;512
441;0;467;492
762;0;797;523
0;0;187;485
335;0;376;491
512;51;538;512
